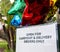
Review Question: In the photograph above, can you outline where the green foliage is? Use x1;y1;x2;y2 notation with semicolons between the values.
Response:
0;0;13;25
0;1;16;52
0;40;10;52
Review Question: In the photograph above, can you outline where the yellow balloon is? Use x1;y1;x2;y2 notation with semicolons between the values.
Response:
52;0;57;4
50;0;57;6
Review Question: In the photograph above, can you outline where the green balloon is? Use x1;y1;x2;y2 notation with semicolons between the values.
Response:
8;0;26;15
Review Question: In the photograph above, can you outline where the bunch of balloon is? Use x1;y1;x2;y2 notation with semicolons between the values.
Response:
8;0;26;27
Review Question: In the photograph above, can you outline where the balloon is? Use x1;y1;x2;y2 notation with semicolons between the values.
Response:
11;14;22;27
22;0;50;26
8;0;26;15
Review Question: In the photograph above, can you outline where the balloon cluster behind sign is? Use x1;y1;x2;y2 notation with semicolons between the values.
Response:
8;0;58;27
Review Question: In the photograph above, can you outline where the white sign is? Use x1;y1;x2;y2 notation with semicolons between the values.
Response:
16;23;57;52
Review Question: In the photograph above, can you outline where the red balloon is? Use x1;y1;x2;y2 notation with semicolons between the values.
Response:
22;0;50;26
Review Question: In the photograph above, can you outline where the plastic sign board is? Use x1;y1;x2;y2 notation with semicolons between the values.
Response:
16;22;57;52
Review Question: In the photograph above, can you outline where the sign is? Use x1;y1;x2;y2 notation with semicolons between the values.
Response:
16;23;58;52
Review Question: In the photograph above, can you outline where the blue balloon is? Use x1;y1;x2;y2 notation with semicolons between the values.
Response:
11;14;22;27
